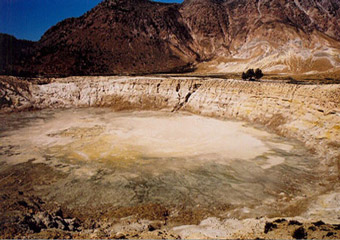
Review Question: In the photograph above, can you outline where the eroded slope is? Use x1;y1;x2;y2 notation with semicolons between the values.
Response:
2;0;340;76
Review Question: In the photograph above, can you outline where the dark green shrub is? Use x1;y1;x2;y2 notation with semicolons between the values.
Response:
255;68;263;80
241;68;263;81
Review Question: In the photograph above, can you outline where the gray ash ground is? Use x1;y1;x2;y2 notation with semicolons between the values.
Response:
0;109;339;239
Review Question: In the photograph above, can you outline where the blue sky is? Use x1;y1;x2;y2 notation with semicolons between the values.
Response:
0;0;183;41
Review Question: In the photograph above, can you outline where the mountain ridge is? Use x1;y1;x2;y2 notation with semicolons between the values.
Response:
1;0;340;76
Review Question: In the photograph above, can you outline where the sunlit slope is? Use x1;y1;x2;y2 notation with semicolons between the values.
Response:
196;29;340;74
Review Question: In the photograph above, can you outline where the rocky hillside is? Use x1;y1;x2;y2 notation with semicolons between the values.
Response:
187;0;340;74
1;0;340;76
22;0;200;76
0;34;35;75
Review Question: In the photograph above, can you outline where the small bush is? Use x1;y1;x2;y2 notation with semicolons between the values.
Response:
241;68;263;81
255;68;263;79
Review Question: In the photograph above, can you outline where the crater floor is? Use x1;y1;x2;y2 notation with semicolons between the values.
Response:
1;108;338;238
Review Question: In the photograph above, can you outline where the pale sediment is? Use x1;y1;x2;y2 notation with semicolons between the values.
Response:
1;75;340;239
1;76;339;174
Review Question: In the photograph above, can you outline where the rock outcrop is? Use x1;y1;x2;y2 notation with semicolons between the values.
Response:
1;76;339;174
2;0;340;76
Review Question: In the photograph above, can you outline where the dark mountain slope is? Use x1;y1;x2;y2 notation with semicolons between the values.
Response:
1;0;340;76
24;0;197;76
0;34;35;75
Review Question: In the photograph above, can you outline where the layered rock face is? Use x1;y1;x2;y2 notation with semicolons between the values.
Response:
2;76;340;174
2;0;340;76
182;0;340;74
